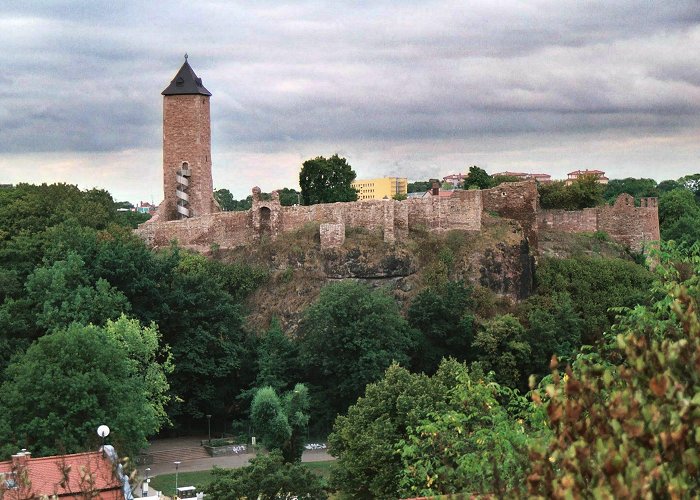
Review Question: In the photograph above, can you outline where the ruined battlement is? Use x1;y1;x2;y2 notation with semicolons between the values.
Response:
136;181;659;255
141;61;658;256
137;182;484;252
538;193;660;252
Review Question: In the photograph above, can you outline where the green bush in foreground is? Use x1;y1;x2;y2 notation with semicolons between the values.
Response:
528;244;700;497
206;451;328;499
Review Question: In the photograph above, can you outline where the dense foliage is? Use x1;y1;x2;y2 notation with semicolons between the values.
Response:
0;317;171;459
298;281;417;430
299;154;358;205
462;166;493;189
538;175;605;210
250;384;310;462
2;173;699;496
329;359;534;498
528;244;700;497
205;451;328;499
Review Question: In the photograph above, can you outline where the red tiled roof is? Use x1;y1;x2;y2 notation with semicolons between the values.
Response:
568;169;605;176
492;171;528;177
0;451;122;498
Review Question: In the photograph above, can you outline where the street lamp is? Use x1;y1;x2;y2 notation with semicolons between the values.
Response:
97;425;110;448
174;461;181;498
206;414;212;444
142;467;150;497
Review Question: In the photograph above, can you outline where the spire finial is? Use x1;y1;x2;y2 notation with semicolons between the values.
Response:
184;53;188;62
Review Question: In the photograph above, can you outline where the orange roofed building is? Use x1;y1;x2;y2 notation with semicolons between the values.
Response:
565;169;609;185
0;450;124;499
491;171;552;183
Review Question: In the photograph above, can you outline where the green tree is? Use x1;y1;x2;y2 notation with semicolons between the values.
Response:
205;451;327;500
528;244;700;497
462;166;493;190
329;362;449;499
538;176;605;210
277;187;301;206
298;281;416;429
472;314;531;388
0;316;171;459
659;188;700;242
534;256;654;343
299;155;358;205
519;292;583;379
213;188;236;211
254;318;299;393
398;370;531;497
603;177;658;203
408;280;475;374
657;179;683;194
407;181;431;193
24;252;130;332
678;173;700;200
330;359;533;499
251;384;310;462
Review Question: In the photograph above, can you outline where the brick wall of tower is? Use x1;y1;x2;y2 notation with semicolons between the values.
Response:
161;94;215;221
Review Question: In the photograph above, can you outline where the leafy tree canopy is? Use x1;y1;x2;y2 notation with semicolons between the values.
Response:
206;451;328;500
299;155;358;205
462;166;493;190
528;243;700;497
330;359;534;499
538;175;605;210
472;313;531;389
534;256;654;343
277;187;301;206
298;281;417;430
0;316;171;459
407;181;431;193
251;384;310;462
408;280;475;374
603;177;658;202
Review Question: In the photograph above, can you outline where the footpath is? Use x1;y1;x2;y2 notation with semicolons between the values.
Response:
136;435;333;480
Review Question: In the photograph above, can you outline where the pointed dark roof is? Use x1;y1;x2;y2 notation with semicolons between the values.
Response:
162;59;211;96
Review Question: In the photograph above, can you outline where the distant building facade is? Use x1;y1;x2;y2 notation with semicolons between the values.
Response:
492;171;552;183
351;177;407;200
566;169;609;185
442;173;468;186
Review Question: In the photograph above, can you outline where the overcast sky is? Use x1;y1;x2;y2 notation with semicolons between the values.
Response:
1;1;699;202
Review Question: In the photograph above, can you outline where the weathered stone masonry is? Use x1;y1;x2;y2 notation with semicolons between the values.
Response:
538;193;660;252
137;184;484;251
140;61;659;255
137;181;659;255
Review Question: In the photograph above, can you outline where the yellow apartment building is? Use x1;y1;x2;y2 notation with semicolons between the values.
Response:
352;177;408;200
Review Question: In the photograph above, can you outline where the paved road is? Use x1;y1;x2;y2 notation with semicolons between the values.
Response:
136;436;333;490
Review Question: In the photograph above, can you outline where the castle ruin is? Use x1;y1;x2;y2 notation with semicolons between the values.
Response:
137;60;660;255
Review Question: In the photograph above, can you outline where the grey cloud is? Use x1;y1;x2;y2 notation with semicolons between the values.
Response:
1;0;699;198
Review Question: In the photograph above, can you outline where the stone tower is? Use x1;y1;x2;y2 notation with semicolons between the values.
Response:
160;56;217;220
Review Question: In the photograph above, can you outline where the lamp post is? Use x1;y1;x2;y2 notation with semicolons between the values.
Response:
142;467;150;497
96;425;110;448
206;414;212;444
174;461;181;498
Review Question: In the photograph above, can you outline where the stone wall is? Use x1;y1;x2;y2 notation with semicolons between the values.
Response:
597;194;660;251
538;193;660;253
538;208;598;233
320;223;346;249
481;180;539;248
136;187;483;250
136;184;659;255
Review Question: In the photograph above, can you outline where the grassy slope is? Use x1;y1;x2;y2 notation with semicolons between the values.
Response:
149;461;333;496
